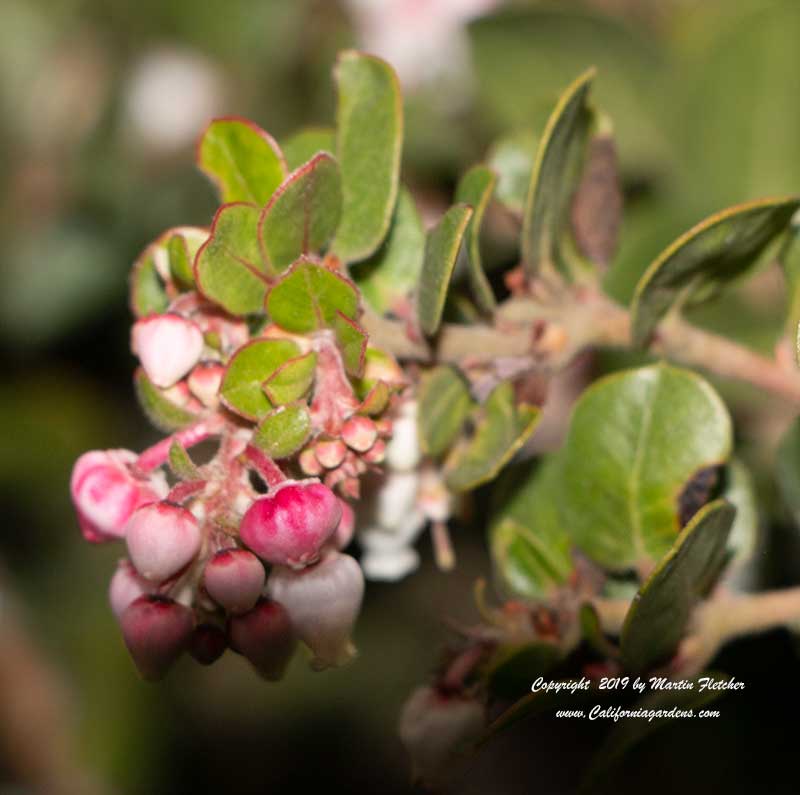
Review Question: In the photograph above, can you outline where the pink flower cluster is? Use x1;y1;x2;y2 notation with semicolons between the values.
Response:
71;446;364;680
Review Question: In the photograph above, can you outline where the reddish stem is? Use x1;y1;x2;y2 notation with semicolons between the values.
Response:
137;416;224;472
244;445;287;488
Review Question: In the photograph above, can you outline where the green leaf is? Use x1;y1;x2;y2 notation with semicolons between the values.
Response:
351;188;425;314
262;351;317;406
197;117;287;205
281;126;336;171
133;369;199;432
332;50;403;263
168;440;200;481
417;204;473;337
252;402;312;459
416;365;474;457
455;165;497;313
579;603;619;659
562;364;732;571
444;381;540;493
258;153;342;273
358;381;390;416
194;203;271;316
352;346;405;397
630;196;800;347
489;456;574;600
488;131;538;217
266;258;359;333
522;68;595;277
333;312;367;377
130;227;208;316
620;500;735;673
220;339;300;420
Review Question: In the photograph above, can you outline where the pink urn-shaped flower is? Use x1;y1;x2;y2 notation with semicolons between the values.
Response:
239;481;342;568
120;595;195;681
109;558;155;619
131;313;204;388
203;548;266;614
70;449;165;542
228;598;297;680
266;549;364;670
126;501;201;582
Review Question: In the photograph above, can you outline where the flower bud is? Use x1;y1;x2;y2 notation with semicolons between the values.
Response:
131;313;204;388
266;550;364;669
298;448;323;476
398;687;484;786
109;559;154;619
120;595;194;681
239;481;341;568
362;439;386;464
187;362;224;408
190;623;227;665
341;416;377;452
126;501;201;582
228;598;296;680
314;439;347;469
71;449;163;542
203;548;265;614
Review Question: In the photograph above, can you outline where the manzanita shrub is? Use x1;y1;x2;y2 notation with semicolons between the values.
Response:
70;50;800;787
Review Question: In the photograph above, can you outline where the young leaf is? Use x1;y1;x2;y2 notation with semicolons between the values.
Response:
417;365;474;457
630;196;800;347
489;456;574;601
281;127;336;170
522;69;595;277
197;117;287;205
351;188;425;315
488;130;538;217
333;312;368;377
444;382;540;493
455;165;497;313
561;364;732;571
220;339;300;420
252;403;312;459
620;500;735;673
266;258;360;333
258;153;342;273
331;50;403;263
133;369;200;432
262;351;317;405
168;440;200;481
130;227;208;316
417;204;473;337
194;203;271;316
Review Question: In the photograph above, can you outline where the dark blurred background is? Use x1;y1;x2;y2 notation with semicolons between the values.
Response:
3;0;800;793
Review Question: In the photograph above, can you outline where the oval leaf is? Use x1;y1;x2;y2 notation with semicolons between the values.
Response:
630;196;800;347
220;339;300;420
266;258;359;333
281;126;336;171
351;188;425;314
417;204;473;337
490;456;574;600
455;165;497;313
444;381;540;493
620;500;735;673
194;203;271;316
258;153;342;273
522;68;595;277
252;402;312;459
262;351;317;405
331;50;403;263
197;117;286;205
561;364;732;571
417;365;474;457
134;369;200;432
